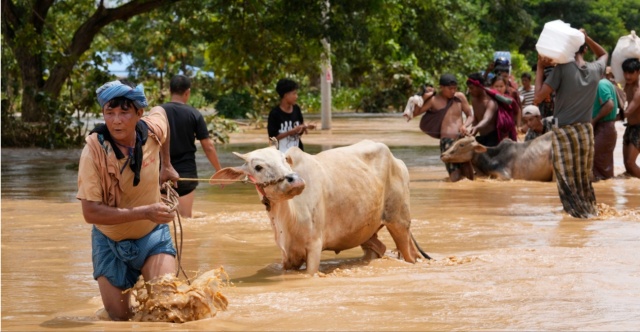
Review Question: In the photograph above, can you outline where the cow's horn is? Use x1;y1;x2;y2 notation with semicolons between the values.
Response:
268;137;279;149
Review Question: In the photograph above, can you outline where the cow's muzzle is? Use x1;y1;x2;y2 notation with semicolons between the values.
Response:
283;173;305;196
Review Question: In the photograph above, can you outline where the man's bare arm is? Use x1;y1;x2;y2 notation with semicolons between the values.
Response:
534;56;554;106
592;100;614;125
625;89;640;119
457;93;473;123
414;93;435;118
581;28;608;63
200;137;222;171
456;92;474;134
470;100;498;136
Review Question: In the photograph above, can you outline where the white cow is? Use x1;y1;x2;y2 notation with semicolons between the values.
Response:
211;140;430;274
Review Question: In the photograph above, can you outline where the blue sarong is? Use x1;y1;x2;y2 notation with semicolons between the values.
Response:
92;224;176;289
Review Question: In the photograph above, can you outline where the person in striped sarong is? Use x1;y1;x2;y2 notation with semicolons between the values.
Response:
550;124;597;218
533;29;608;218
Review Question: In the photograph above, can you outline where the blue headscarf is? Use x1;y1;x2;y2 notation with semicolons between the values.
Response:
96;80;148;109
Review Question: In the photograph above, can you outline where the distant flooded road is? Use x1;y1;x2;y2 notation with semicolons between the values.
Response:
2;116;640;330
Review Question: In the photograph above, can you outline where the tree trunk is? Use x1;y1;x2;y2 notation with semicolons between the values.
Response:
2;0;53;122
17;48;46;122
2;0;182;122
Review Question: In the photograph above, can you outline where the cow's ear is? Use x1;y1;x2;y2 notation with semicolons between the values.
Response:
473;143;487;153
210;167;247;184
285;155;293;166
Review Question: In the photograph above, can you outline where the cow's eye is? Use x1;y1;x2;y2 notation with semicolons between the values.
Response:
254;165;263;172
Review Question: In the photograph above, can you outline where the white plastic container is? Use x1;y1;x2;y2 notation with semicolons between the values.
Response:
536;20;585;64
611;31;640;87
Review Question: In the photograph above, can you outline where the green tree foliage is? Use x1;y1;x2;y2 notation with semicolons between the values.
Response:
476;0;534;51
521;0;640;64
102;1;214;101
2;0;185;147
2;0;638;147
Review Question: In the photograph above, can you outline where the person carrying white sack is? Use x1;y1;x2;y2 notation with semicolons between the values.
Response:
533;28;607;219
403;74;475;182
610;31;640;178
403;84;434;121
620;58;640;178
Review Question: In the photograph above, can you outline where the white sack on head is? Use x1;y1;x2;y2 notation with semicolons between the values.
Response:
611;31;640;88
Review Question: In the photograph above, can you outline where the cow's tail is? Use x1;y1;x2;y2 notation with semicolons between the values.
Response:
411;233;432;260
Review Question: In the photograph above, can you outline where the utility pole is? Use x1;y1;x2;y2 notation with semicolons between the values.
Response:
320;0;332;130
321;38;332;130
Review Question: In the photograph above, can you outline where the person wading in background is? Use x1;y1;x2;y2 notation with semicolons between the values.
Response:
534;29;608;218
162;75;222;218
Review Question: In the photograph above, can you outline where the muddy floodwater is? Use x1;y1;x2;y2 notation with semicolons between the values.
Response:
2;115;640;330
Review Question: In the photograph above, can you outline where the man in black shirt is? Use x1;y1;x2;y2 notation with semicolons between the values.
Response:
162;75;221;217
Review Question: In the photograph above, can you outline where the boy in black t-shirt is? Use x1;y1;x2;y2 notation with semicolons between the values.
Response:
267;79;315;153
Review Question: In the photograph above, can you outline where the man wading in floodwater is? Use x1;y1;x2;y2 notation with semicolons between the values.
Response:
533;29;608;218
404;74;475;182
77;79;180;320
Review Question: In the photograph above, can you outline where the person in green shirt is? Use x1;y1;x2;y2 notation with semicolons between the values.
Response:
591;78;619;180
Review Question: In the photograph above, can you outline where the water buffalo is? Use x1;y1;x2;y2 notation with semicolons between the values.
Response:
440;132;554;181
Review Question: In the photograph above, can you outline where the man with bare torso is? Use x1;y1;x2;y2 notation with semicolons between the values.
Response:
622;58;640;178
406;74;474;182
465;73;500;147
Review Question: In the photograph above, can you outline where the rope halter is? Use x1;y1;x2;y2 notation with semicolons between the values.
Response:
247;174;289;212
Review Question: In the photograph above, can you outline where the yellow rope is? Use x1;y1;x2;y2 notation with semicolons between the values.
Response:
179;177;249;184
161;181;190;284
178;177;215;182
